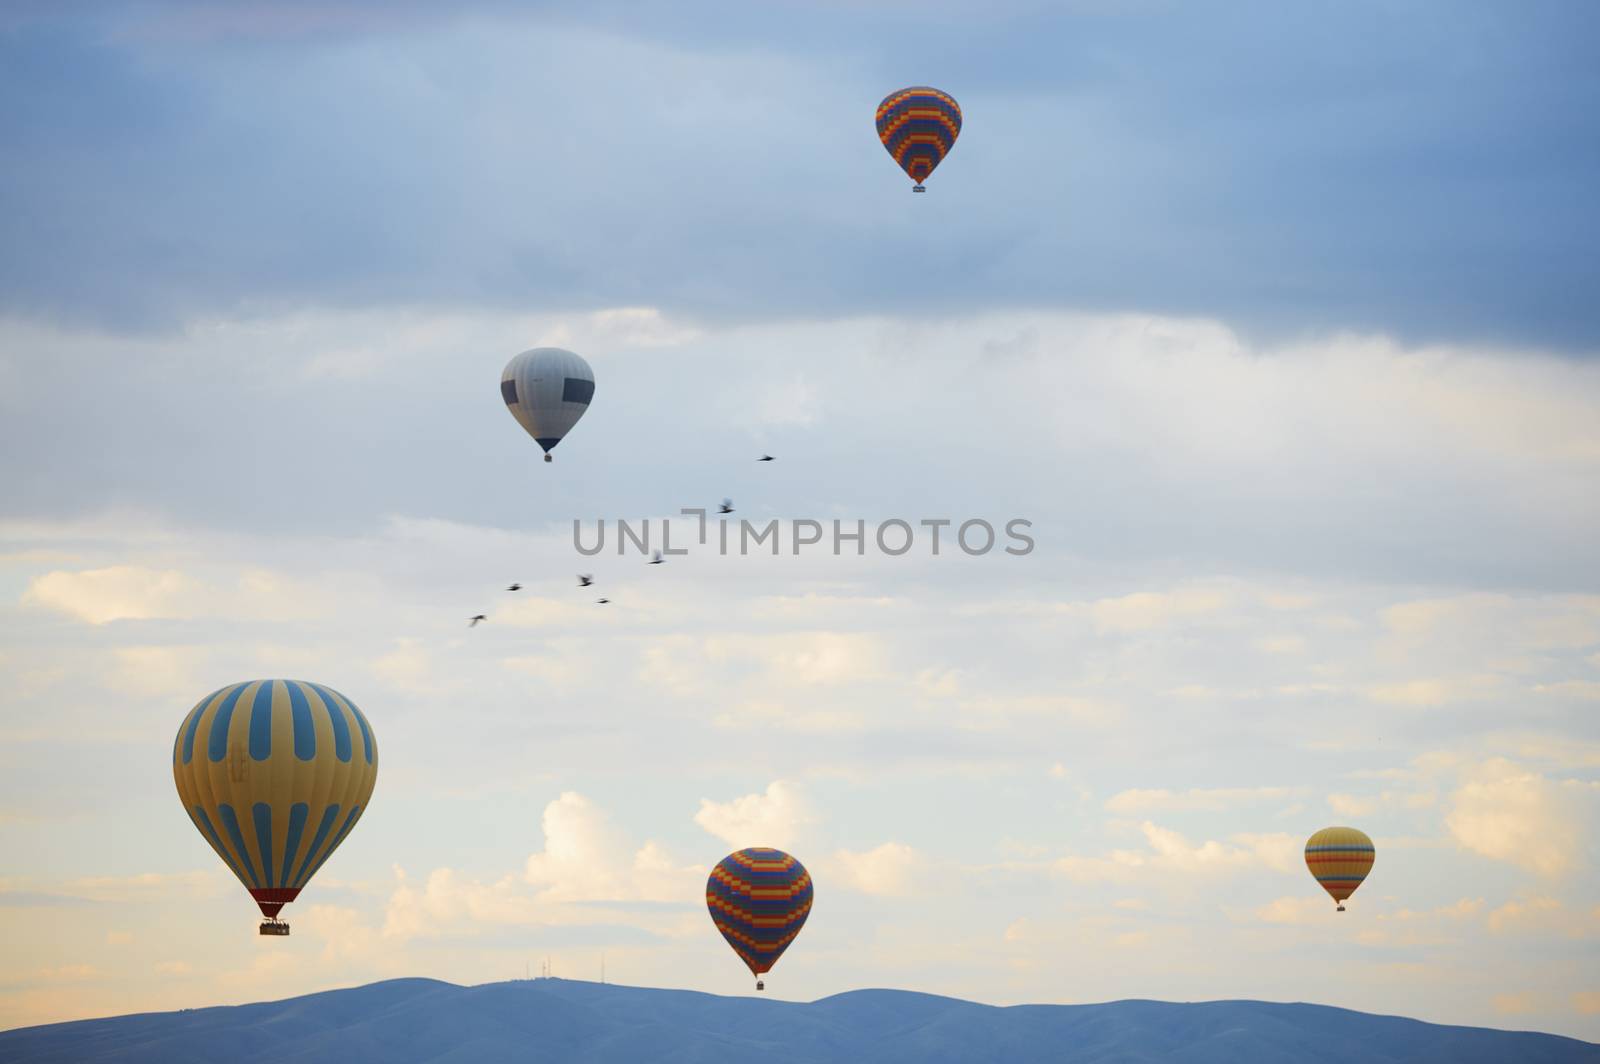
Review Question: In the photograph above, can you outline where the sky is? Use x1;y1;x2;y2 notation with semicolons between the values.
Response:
2;0;1599;1043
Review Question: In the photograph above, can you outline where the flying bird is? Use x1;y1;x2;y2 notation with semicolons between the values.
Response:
506;583;522;591
719;499;734;514
469;615;487;627
649;551;664;565
578;574;593;587
758;455;775;462
596;597;610;604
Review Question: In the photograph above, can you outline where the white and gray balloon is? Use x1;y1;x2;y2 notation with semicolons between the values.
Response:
500;347;595;462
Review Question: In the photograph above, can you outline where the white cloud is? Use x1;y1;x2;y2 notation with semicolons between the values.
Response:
1055;823;1298;883
1493;992;1540;1015
383;866;536;941
832;843;925;897
494;596;604;629
369;638;438;692
1255;635;1306;655
1534;681;1600;701
1487;896;1564;935
1368;675;1504;707
381;793;702;943
705;632;884;688
1088;587;1232;634
1445;759;1589;876
694;780;815;851
1255;895;1334;925
105;645;205;699
1327;793;1378;817
524;792;697;904
1105;787;1295;814
23;566;203;624
915;668;964;697
960;694;1119;726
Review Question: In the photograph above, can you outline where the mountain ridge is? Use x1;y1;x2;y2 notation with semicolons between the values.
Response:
2;977;1596;1063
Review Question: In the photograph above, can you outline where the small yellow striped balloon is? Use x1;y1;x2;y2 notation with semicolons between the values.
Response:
173;680;377;931
1304;826;1374;911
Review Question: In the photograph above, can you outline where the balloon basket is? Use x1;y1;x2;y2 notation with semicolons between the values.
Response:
259;918;290;936
755;979;765;991
912;185;926;193
543;454;553;463
1336;904;1345;912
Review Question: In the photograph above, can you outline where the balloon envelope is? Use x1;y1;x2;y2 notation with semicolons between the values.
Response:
501;347;595;459
706;847;813;981
876;87;962;188
1304;826;1374;907
173;680;378;921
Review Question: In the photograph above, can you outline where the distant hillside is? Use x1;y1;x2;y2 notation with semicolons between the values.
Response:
2;978;1596;1063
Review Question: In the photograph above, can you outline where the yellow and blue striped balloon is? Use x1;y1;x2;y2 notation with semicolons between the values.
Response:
172;680;377;930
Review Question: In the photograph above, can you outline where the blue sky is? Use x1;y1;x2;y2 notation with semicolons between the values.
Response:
3;1;1598;343
1;0;1599;1043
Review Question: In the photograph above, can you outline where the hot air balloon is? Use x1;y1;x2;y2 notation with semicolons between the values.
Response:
501;347;596;462
173;680;378;935
1304;826;1374;911
875;87;962;192
706;847;813;991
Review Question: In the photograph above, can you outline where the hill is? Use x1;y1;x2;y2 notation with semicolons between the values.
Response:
2;977;1595;1063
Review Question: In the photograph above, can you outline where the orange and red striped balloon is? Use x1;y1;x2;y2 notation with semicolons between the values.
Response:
706;847;813;989
876;87;961;191
1304;826;1374;911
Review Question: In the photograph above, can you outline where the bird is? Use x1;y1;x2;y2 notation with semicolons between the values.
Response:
649;551;664;565
506;583;522;592
718;498;734;514
758;454;775;462
578;574;593;587
596;597;610;604
469;615;487;627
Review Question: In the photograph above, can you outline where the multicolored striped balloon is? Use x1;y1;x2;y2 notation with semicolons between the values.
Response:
706;847;813;989
173;680;378;933
1304;826;1374;911
875;86;962;191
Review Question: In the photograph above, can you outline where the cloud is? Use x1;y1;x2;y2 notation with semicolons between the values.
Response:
1088;588;1232;634
1368;675;1505;708
1487;896;1563;936
383;867;536;942
494;597;605;629
22;566;203;624
1534;681;1600;701
832;843;925;897
694;780;815;851
704;632;885;688
105;645;205;699
1255;895;1334;925
1327;793;1378;817
381;793;702;942
34;965;98;984
1105;787;1295;814
1055;823;1298;884
524;792;697;904
1445;760;1589;876
958;693;1119;726
369;639;442;693
1493;992;1540;1016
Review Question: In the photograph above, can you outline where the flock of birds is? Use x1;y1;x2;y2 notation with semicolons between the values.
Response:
467;456;774;626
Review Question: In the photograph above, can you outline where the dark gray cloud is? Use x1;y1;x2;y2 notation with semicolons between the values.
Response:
1;1;1597;346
